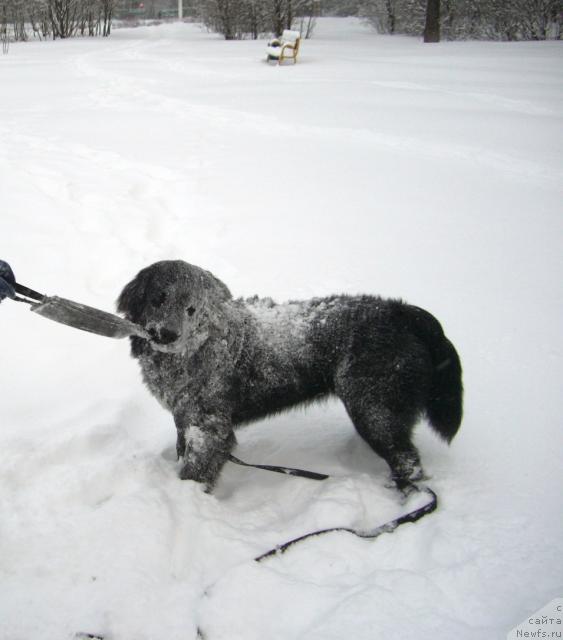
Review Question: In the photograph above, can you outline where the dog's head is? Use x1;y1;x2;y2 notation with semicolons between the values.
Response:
117;260;231;354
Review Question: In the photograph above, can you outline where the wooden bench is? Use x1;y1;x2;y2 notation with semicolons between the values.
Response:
266;30;301;65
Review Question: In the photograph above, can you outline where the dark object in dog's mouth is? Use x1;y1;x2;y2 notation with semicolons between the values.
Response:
31;296;150;340
147;326;179;345
12;281;150;340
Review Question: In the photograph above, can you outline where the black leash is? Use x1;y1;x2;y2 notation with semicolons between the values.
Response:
227;454;438;562
13;283;46;304
255;484;437;562
228;454;329;481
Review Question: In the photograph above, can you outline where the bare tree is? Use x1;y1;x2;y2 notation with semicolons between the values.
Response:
101;0;114;35
48;0;79;38
360;0;398;33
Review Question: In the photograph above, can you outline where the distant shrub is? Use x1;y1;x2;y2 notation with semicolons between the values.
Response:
196;0;320;40
0;0;116;43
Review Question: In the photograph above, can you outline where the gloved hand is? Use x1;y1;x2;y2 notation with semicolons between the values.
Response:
0;260;16;302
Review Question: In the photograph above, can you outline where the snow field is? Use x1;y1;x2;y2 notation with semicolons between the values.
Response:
0;17;562;640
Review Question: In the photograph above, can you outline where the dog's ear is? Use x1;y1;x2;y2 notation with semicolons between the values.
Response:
117;269;150;321
205;270;232;302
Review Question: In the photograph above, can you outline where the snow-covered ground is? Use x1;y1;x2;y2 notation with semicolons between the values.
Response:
1;17;562;640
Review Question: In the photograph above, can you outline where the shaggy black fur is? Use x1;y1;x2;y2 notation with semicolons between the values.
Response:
118;260;463;491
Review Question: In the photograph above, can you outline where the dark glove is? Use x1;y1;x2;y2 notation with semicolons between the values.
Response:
0;260;16;302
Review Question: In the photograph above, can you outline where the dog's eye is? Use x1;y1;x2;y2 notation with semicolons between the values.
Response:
150;292;167;308
187;306;196;317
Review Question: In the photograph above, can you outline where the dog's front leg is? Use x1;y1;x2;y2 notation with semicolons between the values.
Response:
176;425;186;460
174;409;235;491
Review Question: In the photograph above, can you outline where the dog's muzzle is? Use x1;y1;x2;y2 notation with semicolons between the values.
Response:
148;327;179;346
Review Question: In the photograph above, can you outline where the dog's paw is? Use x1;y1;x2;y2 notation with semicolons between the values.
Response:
178;462;197;481
398;481;420;500
178;461;217;492
388;464;426;496
178;472;215;494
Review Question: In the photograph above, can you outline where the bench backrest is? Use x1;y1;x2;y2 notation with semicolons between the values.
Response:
282;30;301;44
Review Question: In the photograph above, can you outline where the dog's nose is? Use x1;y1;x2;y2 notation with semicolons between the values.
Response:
148;327;179;345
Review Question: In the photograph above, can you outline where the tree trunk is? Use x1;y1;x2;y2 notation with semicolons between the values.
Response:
386;0;395;34
423;0;440;42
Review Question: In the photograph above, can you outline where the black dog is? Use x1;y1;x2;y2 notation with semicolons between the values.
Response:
118;260;463;491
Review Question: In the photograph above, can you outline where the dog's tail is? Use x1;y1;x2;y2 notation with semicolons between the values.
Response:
403;304;463;443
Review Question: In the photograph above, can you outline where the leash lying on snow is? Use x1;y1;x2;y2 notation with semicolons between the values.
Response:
12;282;149;339
255;485;437;561
228;453;438;562
228;454;329;481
